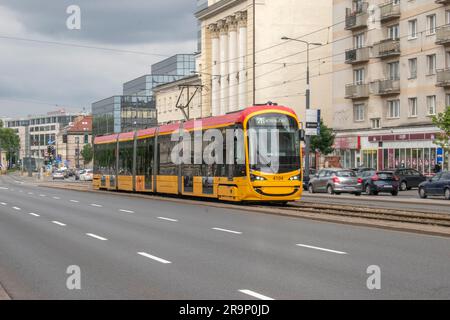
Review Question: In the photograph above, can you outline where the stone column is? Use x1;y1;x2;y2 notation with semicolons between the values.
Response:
218;19;229;115
227;16;238;112
209;23;220;117
237;11;248;110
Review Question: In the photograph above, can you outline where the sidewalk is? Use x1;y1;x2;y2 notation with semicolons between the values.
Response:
0;283;10;300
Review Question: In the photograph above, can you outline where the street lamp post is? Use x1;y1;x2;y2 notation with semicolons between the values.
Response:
75;136;80;169
281;36;322;178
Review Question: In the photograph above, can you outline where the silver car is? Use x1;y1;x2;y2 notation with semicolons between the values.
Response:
308;168;362;195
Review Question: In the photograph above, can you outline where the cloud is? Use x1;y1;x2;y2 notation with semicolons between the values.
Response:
1;0;197;45
0;1;198;117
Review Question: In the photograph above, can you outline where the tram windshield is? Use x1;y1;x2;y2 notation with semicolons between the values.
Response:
247;113;301;174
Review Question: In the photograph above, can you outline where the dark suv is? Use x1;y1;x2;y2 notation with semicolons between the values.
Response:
359;170;399;196
389;168;426;191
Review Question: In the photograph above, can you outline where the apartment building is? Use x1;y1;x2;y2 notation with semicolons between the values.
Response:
332;0;449;173
5;109;81;163
195;0;333;125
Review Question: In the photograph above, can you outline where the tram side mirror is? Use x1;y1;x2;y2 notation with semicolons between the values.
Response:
299;129;305;142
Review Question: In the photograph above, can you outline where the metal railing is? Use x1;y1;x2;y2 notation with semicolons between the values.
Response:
345;47;370;64
345;2;369;30
345;83;370;99
380;2;401;22
371;79;400;95
372;39;400;58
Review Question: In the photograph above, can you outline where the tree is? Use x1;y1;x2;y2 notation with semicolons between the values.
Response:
432;107;450;170
310;119;335;155
80;143;93;166
0;128;20;169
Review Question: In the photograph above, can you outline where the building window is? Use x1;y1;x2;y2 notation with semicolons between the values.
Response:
408;58;417;79
371;118;381;129
427;14;436;35
408;97;418;117
388;61;399;80
354;68;365;84
387;100;400;119
388;24;399;40
427;54;436;75
408;19;417;39
354;33;365;49
84;134;89;144
353;104;365;122
427;95;436;115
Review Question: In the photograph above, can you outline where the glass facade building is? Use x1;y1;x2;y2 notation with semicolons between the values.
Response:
92;96;157;136
123;74;186;96
151;54;196;76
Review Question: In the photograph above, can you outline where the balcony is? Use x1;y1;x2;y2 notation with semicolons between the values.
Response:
436;69;450;87
436;0;450;5
372;39;400;58
345;47;370;64
379;2;401;23
371;79;400;95
345;3;369;31
436;25;450;45
345;83;370;99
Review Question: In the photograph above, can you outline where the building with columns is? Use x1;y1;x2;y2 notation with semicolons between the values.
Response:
195;0;333;124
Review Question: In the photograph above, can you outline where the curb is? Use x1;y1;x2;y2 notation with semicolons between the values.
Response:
303;193;450;207
39;183;450;238
0;283;11;300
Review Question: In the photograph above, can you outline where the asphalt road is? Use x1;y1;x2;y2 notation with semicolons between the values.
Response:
0;175;450;299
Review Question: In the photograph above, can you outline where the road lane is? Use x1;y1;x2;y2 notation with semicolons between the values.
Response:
0;176;450;299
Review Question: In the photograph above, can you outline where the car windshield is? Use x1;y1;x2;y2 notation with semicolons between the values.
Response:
336;170;356;177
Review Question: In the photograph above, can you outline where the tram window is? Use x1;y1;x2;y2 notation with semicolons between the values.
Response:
119;141;134;175
158;135;177;175
137;138;154;176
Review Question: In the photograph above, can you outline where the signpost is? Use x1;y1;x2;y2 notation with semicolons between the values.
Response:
305;109;321;136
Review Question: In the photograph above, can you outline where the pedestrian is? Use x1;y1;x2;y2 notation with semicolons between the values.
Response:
434;163;442;174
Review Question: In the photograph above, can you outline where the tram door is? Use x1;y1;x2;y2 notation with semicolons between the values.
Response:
145;139;154;191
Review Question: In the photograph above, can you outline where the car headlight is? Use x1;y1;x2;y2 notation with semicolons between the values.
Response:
289;175;301;181
250;174;267;181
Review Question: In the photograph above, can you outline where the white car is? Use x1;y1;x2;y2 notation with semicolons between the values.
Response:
52;170;65;180
80;169;93;181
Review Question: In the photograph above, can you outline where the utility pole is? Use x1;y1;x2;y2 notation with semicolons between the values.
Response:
281;37;322;178
75;136;80;169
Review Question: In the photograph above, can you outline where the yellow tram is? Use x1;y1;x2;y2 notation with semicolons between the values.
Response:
93;105;303;203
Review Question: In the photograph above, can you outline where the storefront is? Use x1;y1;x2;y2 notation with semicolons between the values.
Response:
334;136;361;169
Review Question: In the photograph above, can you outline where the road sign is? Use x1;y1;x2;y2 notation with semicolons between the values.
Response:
305;109;321;136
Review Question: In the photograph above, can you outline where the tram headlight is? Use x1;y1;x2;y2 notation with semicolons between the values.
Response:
250;174;267;181
289;175;301;181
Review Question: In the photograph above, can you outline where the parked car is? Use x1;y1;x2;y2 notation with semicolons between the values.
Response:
75;169;85;181
351;167;375;175
302;168;317;190
388;168;427;191
80;169;93;181
308;168;362;195
418;172;450;200
359;170;399;196
52;170;65;180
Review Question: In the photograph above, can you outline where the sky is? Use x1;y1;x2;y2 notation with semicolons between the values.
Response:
0;0;198;118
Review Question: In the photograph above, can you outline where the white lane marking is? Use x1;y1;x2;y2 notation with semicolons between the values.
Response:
0;202;7;205
239;289;274;301
70;200;79;203
12;207;21;211
28;192;33;195
39;194;46;197
137;252;172;264
119;209;134;214
28;213;40;217
19;190;23;193
86;233;108;241
157;216;178;222
296;244;347;255
52;221;66;227
52;196;61;200
212;227;242;235
91;204;103;207
0;187;8;190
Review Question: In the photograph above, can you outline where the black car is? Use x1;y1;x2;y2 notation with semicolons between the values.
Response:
359;170;399;196
418;172;450;200
302;168;316;190
388;168;427;191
